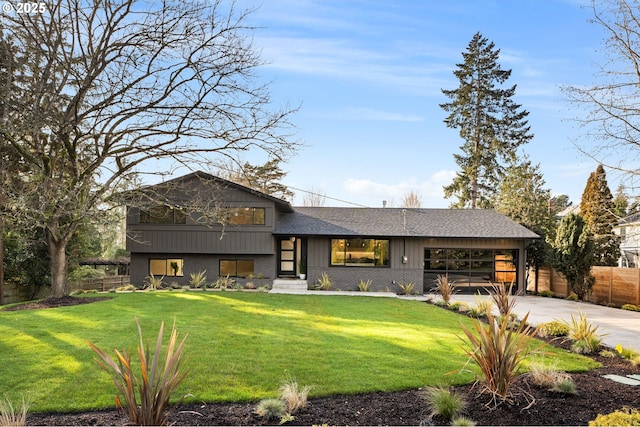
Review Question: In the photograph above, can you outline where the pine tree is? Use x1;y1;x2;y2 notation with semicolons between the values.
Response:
441;32;533;209
580;165;620;266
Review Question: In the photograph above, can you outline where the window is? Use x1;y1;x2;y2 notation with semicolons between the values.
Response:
140;206;186;224
331;238;389;267
227;207;265;225
149;258;184;276
424;249;517;288
220;260;254;277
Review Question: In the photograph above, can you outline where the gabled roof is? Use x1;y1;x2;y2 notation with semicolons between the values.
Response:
130;171;294;213
619;211;640;226
274;207;539;239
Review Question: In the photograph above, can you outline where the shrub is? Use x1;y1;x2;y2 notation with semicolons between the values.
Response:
538;290;554;297
622;304;640;312
563;311;604;354
69;265;106;281
315;273;333;290
254;398;287;422
566;293;579;301
0;394;31;426
188;270;208;289
527;361;571;389
615;344;640;364
87;319;189;426
212;275;234;290
535;321;570;338
358;279;372;292
450;301;470;313
279;378;312;414
550;378;578;395
396;281;415;295
422;386;466;421
459;307;535;406
589;408;640;426
432;274;456;304
451;416;477;426
116;284;137;292
488;282;518;317
144;274;164;291
469;295;493;318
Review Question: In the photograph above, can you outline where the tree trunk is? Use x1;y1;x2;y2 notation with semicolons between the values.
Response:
47;230;69;299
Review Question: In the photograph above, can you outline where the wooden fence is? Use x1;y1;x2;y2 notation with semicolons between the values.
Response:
528;266;640;307
70;275;131;292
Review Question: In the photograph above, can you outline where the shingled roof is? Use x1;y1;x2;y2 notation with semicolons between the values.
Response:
274;207;539;239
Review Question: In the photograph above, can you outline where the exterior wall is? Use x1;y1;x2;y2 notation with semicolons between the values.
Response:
130;253;276;287
304;236;528;294
614;222;640;267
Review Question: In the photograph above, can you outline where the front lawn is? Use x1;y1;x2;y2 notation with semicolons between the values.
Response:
0;292;596;413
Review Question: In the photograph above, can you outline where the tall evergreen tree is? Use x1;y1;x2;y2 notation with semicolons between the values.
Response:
441;32;533;209
613;183;629;219
551;214;595;301
580;165;620;266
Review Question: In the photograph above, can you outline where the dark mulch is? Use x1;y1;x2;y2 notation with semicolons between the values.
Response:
14;296;640;426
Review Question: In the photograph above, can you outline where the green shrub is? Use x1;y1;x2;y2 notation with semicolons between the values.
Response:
622;304;640;312
469;296;493;318
69;265;106;281
0;394;31;426
315;273;333;290
87;319;189;426
396;281;415;295
550;378;578;395
432;274;456;304
535;321;570;338
451;416;477;426
589;408;640;426
566;293;579;301
538;290;554;297
358;279;372;292
422;386;466;421
563;311;604;354
459;307;535;405
188;270;208;289
116;284;137;292
254;398;287;422
450;301;470;313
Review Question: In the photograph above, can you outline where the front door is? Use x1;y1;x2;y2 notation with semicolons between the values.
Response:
278;238;296;277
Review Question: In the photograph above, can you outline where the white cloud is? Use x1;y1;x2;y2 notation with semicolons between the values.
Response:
343;170;456;208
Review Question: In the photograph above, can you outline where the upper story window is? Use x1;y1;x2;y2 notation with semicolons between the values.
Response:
331;238;390;267
227;207;265;225
140;206;186;224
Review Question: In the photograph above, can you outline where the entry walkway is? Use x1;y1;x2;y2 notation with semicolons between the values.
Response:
270;287;640;351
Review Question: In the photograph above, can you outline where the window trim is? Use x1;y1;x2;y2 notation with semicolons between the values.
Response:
149;258;184;277
140;206;186;224
226;207;266;225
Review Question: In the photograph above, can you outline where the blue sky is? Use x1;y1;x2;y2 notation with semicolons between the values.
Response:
234;0;615;207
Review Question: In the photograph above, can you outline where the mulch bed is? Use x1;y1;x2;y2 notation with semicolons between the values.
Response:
12;296;640;426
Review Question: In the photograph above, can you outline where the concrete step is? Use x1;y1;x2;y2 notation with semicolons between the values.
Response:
271;279;308;292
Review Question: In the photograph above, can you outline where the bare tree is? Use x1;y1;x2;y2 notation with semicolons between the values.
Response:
400;191;422;208
1;0;299;298
564;0;640;182
302;187;327;207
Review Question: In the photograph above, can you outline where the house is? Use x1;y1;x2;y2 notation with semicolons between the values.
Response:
126;172;539;294
614;212;640;268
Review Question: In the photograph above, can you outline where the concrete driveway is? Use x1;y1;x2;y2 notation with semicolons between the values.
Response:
450;294;640;351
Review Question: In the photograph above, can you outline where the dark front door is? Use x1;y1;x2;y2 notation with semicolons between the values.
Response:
278;238;296;277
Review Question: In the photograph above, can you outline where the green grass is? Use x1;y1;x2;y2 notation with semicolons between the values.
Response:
0;292;597;413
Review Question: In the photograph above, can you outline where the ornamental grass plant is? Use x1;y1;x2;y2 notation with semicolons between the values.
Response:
87;319;189;426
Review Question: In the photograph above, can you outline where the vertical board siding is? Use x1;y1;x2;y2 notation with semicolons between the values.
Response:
528;266;640;307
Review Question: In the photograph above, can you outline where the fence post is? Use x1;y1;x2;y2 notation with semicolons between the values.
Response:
609;266;613;305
